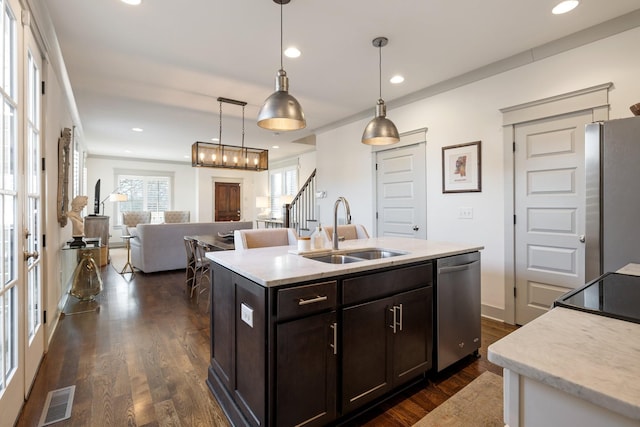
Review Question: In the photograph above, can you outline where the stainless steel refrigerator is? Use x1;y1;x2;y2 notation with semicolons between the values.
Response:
585;116;640;282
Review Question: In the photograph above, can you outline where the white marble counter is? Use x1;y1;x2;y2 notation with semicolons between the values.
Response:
206;237;482;287
488;264;640;422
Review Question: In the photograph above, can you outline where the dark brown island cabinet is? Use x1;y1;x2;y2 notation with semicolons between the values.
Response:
207;253;477;427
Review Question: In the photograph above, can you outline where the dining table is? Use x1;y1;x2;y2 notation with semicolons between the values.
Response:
187;234;235;251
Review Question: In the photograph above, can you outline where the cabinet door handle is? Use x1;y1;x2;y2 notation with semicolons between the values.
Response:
330;322;337;355
298;295;328;306
389;306;397;333
398;303;403;332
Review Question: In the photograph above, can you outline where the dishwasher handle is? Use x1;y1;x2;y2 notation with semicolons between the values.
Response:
438;260;479;275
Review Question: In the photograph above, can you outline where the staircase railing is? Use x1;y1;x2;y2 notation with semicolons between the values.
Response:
285;169;316;234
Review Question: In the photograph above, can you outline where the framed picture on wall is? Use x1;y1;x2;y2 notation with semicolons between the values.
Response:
442;141;481;193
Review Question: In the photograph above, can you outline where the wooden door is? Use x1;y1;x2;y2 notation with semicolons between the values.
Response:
514;111;592;324
215;182;241;221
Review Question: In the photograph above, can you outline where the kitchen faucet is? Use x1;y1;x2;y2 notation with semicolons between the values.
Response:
333;197;352;250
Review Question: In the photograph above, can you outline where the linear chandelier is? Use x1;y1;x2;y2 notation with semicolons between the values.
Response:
192;97;269;171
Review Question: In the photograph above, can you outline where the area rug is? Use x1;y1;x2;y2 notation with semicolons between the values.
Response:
413;371;503;427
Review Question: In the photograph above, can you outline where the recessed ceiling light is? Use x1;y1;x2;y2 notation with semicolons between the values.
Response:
390;75;405;84
132;127;143;132
272;145;280;149
121;0;142;5
284;47;301;58
552;0;579;14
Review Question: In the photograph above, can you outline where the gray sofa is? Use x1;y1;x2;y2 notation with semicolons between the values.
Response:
129;221;252;273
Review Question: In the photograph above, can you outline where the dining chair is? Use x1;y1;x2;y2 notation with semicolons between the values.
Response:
183;236;198;291
193;241;212;308
233;228;298;250
323;224;370;241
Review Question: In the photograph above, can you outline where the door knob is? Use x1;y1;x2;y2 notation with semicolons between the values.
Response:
413;225;419;231
24;251;39;261
579;235;585;243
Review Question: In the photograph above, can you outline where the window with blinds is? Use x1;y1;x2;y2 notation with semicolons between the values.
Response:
269;166;298;218
115;173;172;224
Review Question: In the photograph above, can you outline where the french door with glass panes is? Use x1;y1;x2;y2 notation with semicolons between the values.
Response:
0;0;45;424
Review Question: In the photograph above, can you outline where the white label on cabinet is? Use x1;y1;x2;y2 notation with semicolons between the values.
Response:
241;303;254;328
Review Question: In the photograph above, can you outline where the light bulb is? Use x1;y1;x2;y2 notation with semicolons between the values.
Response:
211;154;216;162
199;152;204;161
223;155;227;163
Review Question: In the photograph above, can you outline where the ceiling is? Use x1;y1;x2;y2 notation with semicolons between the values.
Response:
40;0;640;163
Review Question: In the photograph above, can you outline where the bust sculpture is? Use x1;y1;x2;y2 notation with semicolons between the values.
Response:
68;195;88;237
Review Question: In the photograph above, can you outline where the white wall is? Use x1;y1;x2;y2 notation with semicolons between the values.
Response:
43;61;75;343
315;26;640;321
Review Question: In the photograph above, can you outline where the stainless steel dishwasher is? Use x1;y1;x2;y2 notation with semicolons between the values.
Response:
435;251;481;372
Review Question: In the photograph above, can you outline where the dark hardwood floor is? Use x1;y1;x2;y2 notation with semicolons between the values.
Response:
16;255;517;426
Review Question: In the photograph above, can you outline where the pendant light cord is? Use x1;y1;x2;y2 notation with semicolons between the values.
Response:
242;104;245;149
280;1;284;70
218;100;223;146
378;42;382;99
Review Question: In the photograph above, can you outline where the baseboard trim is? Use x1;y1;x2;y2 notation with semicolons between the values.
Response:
481;303;506;323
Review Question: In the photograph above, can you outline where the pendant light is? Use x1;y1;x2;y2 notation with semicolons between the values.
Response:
362;36;400;146
257;0;306;131
192;97;269;171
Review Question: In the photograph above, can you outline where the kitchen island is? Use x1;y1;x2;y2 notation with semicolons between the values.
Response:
205;237;482;427
488;263;640;427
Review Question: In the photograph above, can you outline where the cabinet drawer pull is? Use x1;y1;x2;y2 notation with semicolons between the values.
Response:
298;295;328;306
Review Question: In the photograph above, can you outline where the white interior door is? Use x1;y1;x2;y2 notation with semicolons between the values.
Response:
375;143;426;239
514;111;592;325
0;0;24;423
24;33;44;393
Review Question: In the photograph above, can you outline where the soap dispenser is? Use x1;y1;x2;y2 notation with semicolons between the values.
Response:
311;223;327;250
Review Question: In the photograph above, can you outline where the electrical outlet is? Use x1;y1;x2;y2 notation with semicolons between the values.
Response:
459;207;473;219
241;303;254;327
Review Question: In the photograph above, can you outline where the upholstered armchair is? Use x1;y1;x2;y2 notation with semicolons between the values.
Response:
164;210;190;223
122;211;151;236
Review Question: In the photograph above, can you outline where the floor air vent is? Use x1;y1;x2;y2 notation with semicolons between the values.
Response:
38;385;75;426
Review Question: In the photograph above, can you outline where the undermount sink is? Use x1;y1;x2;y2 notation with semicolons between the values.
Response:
343;249;407;259
305;248;407;264
307;254;364;264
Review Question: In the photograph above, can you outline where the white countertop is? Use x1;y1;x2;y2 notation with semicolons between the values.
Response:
488;264;640;421
206;237;482;287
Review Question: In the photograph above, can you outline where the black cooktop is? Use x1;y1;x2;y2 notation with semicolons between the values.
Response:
554;272;640;324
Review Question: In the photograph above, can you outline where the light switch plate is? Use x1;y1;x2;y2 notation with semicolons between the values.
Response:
459;207;473;219
241;303;253;328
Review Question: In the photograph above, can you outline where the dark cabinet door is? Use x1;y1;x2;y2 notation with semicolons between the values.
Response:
211;264;234;390
392;286;433;385
341;296;393;413
276;311;337;427
342;285;433;414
